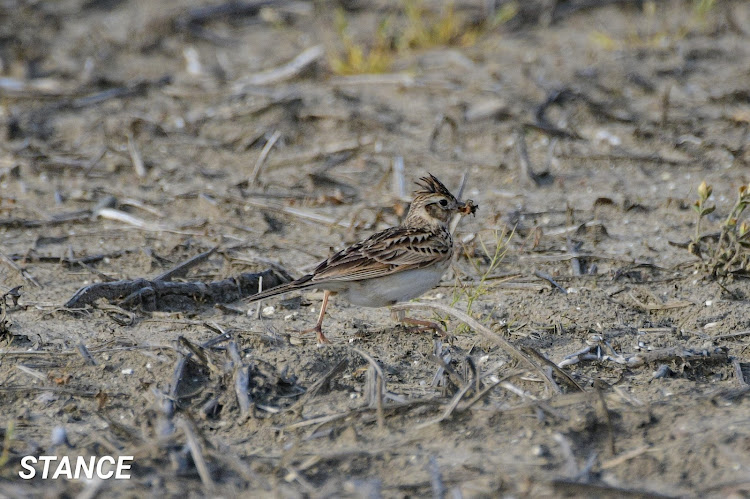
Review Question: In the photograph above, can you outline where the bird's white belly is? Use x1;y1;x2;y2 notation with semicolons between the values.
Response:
334;265;448;308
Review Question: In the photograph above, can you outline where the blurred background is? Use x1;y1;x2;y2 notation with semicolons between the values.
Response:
2;1;750;497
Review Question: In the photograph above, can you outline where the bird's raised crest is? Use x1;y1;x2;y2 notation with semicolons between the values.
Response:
415;173;454;198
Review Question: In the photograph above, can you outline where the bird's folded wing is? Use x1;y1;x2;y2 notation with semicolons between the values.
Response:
311;227;451;283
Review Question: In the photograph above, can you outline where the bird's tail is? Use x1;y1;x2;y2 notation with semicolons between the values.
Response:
245;274;314;303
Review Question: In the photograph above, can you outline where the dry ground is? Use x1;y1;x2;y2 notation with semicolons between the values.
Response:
2;0;750;497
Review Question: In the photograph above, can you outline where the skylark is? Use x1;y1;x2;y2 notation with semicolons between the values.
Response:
247;174;477;343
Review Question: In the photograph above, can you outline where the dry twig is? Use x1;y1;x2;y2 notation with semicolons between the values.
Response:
534;270;567;294
390;302;559;391
249;130;282;185
233;45;324;90
126;132;146;178
351;347;385;429
289;358;348;414
228;338;253;421
0;251;40;288
176;417;216;492
64;268;291;309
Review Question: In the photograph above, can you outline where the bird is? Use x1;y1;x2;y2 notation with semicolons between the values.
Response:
246;174;478;343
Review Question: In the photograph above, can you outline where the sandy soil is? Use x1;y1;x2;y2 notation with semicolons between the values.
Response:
2;0;750;497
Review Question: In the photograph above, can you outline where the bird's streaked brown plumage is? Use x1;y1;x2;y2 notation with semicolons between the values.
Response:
245;173;477;343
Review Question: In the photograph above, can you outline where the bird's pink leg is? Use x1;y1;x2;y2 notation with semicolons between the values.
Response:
301;290;331;344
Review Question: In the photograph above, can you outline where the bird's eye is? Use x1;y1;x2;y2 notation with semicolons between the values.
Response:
439;199;448;207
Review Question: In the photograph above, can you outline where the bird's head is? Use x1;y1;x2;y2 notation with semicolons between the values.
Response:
404;174;477;228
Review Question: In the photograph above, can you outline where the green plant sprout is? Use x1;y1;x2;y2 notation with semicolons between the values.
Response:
399;0;471;51
450;228;512;333
0;421;15;468
589;0;718;51
692;0;717;21
692;180;716;244
329;1;519;75
329;9;393;75
689;181;750;280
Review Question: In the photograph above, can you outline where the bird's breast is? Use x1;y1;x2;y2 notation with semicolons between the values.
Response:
338;262;449;308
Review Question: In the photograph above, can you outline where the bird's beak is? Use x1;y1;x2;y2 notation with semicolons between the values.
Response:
458;199;478;216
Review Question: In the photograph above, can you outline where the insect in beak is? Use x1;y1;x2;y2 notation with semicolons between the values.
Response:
458;199;478;216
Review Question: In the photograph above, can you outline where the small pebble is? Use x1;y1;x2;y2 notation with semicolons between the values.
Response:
262;306;275;317
652;364;673;379
461;233;476;244
594;129;621;146
464;98;508;122
51;426;71;448
183;47;203;75
121;368;134;375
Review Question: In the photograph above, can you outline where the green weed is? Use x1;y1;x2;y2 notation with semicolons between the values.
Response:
692;0;717;21
590;0;719;51
0;421;15;468
329;1;518;75
689;181;750;280
399;0;474;51
329;10;393;75
450;228;512;333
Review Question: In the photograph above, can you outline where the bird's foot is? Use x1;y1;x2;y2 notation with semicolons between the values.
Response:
300;325;331;344
393;314;451;341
